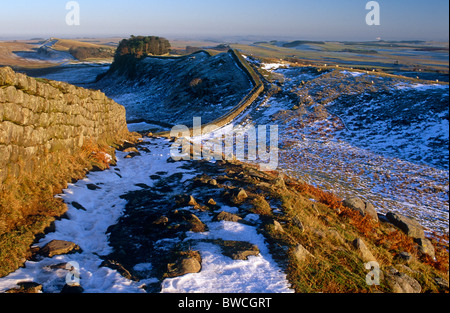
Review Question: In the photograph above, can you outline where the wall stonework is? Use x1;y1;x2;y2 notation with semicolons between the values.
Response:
0;66;129;183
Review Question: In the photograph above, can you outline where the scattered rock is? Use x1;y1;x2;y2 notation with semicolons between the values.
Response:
213;211;242;223
71;201;86;211
385;212;425;240
166;251;202;278
396;264;417;276
397;251;413;263
352;238;376;263
235;189;248;202
291;215;304;232
175;195;199;207
60;284;84;294
272;220;285;233
293;244;314;263
328;228;345;245
416;238;436;260
172;210;207;233
216;240;260;260
343;197;378;222
153;215;169;225
384;266;422;293
123;147;139;154
6;282;42;293
434;277;449;290
86;183;101;190
100;259;137;281
124;152;140;159
207;198;217;206
40;240;81;258
117;141;136;151
272;176;286;189
187;195;198;206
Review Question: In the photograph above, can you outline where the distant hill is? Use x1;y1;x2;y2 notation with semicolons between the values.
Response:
282;40;326;48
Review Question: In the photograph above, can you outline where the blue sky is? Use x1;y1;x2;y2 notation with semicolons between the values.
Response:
0;0;448;41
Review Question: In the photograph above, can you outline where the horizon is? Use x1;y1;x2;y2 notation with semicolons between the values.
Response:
0;0;449;42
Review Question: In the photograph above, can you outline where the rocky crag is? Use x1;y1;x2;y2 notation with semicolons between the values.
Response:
93;50;257;131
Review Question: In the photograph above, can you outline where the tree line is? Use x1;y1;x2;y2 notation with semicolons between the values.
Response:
115;35;171;60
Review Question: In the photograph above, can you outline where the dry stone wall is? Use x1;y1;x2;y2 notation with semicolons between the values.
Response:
0;66;129;183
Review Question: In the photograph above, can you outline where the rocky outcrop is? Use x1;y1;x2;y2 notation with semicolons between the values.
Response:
384;266;422;293
343;197;379;222
39;240;81;258
385;212;425;240
0;66;130;183
352;238;376;263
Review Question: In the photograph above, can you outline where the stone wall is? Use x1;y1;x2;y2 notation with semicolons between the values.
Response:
0;66;129;183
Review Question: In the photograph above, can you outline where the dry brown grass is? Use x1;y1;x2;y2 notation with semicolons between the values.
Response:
230;167;449;293
0;139;121;277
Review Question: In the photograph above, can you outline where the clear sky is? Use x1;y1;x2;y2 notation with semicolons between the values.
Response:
0;0;448;41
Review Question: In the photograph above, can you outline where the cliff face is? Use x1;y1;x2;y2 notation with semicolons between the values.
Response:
0;66;129;183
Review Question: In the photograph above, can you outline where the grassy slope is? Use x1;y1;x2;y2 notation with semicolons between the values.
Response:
218;160;449;293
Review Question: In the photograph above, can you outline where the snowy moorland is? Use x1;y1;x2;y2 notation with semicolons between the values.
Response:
1;54;448;293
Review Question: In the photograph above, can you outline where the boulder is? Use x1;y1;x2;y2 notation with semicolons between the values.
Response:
213;211;242;223
293;244;314;263
416;238;436;260
61;284;84;294
291;215;304;232
6;282;42;293
352;238;376;263
343;197;378;222
216;240;260;260
397;251;413;264
166;251;202;278
385;212;425;240
172;210;207;233
384;266;422;293
40;240;81;258
100;259;137;281
272;220;285;233
175;195;198;207
235;189;248;201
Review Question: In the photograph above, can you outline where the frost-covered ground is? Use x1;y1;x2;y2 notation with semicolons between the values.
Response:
222;62;449;235
36;64;111;85
0;138;292;293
